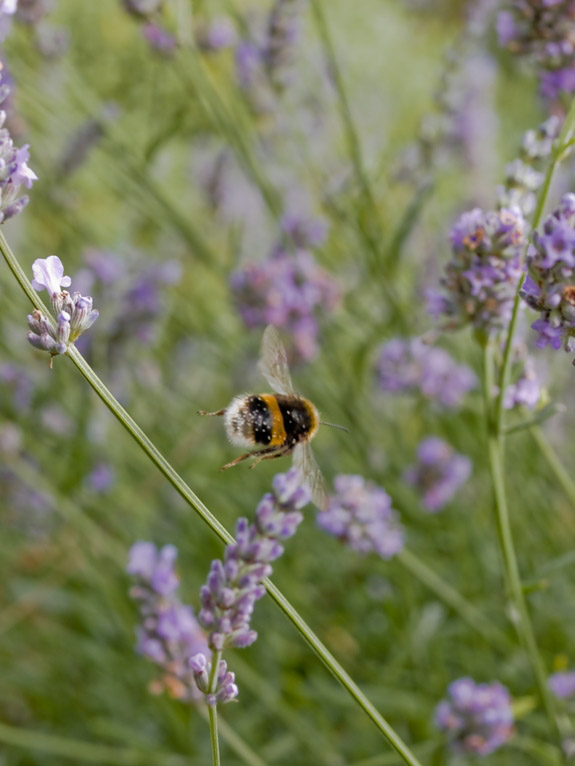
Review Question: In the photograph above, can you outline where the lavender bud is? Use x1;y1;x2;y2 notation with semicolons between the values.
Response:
404;437;471;512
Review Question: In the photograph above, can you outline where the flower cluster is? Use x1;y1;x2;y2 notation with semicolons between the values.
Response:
231;214;339;360
235;0;306;111
317;475;405;559
428;206;526;334
27;256;99;359
195;17;237;53
549;670;575;699
376;337;476;409
198;469;310;651
498;0;575;101
0;72;37;222
404;437;471;512
520;193;575;353
436;677;514;755
497;116;562;215
127;542;218;704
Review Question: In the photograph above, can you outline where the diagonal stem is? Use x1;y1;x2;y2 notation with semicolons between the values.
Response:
0;229;423;766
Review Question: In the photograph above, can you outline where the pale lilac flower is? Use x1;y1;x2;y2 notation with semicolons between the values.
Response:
497;116;562;214
317;475;405;559
429;206;526;334
0;0;18;14
86;463;115;493
436;678;514;755
520;193;575;354
231;249;340;361
128;542;210;703
262;0;306;91
28;256;99;358
198;469;310;651
31;255;71;296
189;653;238;706
404;437;471;512
549;671;575;699
504;353;541;410
376;338;476;409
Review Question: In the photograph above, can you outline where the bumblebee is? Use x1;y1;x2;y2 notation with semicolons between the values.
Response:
199;325;340;510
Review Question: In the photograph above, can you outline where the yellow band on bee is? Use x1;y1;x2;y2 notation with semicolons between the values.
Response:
261;394;287;447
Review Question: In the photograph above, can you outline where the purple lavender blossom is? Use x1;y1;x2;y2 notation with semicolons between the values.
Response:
404;437;471;512
498;0;575;100
142;23;176;56
231;249;340;361
0;81;38;220
195;17;237;52
429;206;526;334
520;193;575;354
86;463;115;493
262;0;306;91
376;338;476;409
549;671;575;699
436;677;514;755
504;352;541;409
198;468;310;651
31;254;72;296
128;542;211;703
317;475;405;559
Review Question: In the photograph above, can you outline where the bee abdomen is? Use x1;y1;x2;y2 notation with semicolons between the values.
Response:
275;395;319;448
224;395;274;448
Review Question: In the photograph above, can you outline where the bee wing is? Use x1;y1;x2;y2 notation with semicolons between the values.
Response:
258;325;295;395
293;442;329;512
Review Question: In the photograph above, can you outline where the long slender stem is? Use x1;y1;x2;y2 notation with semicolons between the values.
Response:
0;230;423;766
207;651;222;766
482;343;561;745
494;96;575;430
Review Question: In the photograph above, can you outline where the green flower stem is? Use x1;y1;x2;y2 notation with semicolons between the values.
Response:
207;650;222;766
494;96;575;430
0;231;423;766
206;712;268;766
529;426;575;507
397;548;510;649
483;342;561;745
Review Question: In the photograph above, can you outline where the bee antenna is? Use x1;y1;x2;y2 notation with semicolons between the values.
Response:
320;420;349;433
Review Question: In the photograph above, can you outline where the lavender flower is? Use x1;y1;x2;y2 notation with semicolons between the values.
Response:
549;671;575;699
128;542;211;703
262;0;306;92
520;193;575;354
231;249;340;361
317;475;405;559
497;116;562;215
498;1;575;100
428;206;526;334
503;351;541;410
198;468;310;651
404;438;471;512
142;23;176;56
436;677;514;755
0;79;37;221
27;256;99;358
376;338;476;409
195;17;237;52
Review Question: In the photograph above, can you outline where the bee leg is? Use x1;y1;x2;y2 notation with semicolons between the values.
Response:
220;451;258;470
198;408;226;416
248;446;291;468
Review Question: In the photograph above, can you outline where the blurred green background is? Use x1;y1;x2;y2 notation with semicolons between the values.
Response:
0;0;574;764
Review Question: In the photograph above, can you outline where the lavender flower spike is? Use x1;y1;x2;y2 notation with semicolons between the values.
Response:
549;670;575;699
127;542;211;704
0;78;38;221
198;468;310;652
404;437;471;512
27;256;98;359
317;475;405;559
436;677;514;755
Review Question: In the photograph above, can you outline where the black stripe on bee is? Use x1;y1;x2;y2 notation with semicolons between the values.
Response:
247;395;273;445
275;395;316;448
